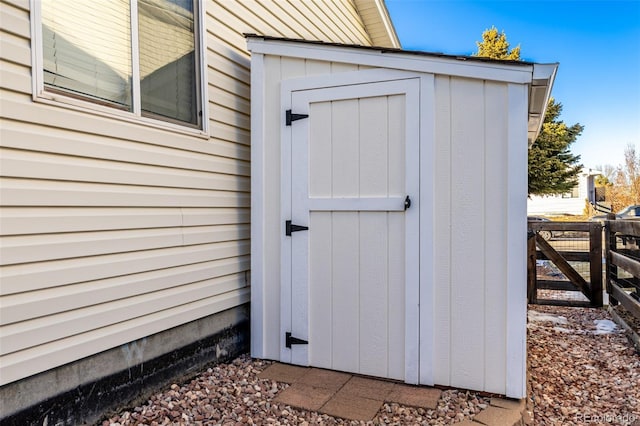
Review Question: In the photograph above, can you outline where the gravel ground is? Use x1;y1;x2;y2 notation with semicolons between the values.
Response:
613;304;640;335
104;305;640;426
528;305;640;425
103;357;490;425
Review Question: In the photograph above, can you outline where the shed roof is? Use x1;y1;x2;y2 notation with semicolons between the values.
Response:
246;35;557;145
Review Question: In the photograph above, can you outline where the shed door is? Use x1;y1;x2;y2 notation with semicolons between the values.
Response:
282;77;420;383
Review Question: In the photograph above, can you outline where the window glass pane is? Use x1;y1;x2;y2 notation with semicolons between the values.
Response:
42;0;132;109
138;0;199;125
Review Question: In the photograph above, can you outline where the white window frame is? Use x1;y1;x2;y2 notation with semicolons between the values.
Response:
30;0;209;137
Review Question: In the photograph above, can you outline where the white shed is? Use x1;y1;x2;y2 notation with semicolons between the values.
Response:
248;35;557;399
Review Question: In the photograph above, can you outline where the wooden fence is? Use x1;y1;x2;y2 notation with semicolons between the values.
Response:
605;219;640;322
527;221;603;307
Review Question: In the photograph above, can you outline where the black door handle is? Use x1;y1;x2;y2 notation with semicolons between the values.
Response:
404;195;411;210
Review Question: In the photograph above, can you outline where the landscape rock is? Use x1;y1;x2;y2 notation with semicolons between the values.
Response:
103;305;639;425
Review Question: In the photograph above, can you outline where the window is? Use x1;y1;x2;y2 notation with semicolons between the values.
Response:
38;0;203;129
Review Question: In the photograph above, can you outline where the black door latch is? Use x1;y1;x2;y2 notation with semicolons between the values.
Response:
404;195;411;210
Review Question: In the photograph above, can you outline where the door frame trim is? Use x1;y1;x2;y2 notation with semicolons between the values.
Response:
419;74;436;386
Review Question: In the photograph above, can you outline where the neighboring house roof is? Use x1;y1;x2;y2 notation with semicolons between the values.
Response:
354;0;401;48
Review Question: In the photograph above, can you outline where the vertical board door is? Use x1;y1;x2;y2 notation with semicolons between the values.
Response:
282;77;420;383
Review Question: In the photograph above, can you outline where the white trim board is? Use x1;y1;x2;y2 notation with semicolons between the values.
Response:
247;37;535;84
307;197;406;211
250;51;266;359
248;36;558;146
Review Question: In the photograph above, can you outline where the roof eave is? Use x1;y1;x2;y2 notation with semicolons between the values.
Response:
528;63;559;146
354;0;401;49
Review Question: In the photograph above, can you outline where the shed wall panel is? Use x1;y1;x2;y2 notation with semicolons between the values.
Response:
483;82;509;394
431;76;514;394
505;82;529;398
267;55;308;360
0;0;374;385
449;77;486;391
432;75;452;386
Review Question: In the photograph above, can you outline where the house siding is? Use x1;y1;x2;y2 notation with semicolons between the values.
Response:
527;171;597;216
0;0;374;394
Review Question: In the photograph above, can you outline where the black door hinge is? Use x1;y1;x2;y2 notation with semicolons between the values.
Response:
286;109;309;126
404;195;411;210
285;332;308;348
286;220;309;236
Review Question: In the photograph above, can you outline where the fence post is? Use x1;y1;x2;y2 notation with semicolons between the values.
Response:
604;214;618;306
527;229;537;304
589;222;603;307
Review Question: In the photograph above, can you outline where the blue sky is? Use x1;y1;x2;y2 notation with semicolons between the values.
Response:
386;0;640;170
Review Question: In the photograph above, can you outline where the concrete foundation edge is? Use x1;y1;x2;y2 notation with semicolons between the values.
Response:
0;304;250;426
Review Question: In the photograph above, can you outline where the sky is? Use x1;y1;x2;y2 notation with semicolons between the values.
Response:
385;0;640;171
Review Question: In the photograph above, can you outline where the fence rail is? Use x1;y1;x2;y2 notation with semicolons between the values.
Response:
605;219;640;322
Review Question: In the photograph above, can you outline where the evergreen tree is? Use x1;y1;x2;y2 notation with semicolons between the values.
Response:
527;99;583;195
474;27;583;196
473;26;521;60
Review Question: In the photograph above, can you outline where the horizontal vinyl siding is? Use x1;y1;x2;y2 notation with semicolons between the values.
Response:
0;0;372;385
0;288;250;385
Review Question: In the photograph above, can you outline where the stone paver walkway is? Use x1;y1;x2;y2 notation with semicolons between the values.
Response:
260;363;526;424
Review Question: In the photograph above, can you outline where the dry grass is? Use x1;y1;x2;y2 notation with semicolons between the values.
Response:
540;214;589;222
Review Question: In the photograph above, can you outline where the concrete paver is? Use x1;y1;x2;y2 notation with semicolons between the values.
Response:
264;363;526;425
339;376;395;401
274;383;335;411
296;368;351;391
386;383;442;409
472;406;523;426
259;363;308;383
489;397;525;411
320;392;383;421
